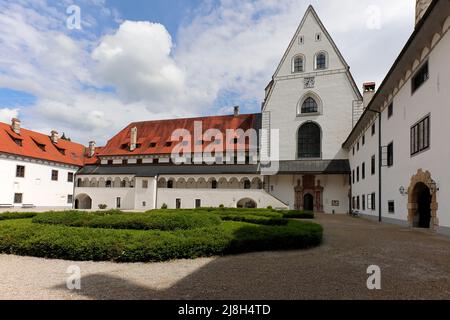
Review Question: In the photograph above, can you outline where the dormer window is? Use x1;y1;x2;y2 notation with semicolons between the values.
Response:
120;143;128;150
149;142;157;148
31;138;46;151
56;146;66;155
292;55;305;73
165;142;173;147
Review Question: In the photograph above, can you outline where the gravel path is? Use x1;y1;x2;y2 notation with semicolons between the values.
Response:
1;214;449;300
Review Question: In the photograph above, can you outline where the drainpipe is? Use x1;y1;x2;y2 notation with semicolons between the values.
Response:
153;174;159;210
367;109;382;223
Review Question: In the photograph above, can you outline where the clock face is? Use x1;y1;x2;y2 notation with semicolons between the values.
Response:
304;77;315;89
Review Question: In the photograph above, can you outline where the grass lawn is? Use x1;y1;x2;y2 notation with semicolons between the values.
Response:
0;209;322;263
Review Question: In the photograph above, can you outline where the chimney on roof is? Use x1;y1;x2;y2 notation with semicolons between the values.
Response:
88;141;96;158
233;106;240;117
11;118;21;134
363;82;376;109
130;126;138;151
415;0;432;26
50;130;59;144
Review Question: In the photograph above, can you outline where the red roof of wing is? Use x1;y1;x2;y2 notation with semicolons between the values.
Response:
0;122;87;166
98;113;262;157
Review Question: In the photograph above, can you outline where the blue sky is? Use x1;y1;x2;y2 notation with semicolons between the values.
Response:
0;0;415;144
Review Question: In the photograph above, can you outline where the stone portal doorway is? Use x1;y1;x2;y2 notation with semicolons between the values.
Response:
303;194;314;211
414;183;431;228
294;175;324;212
407;169;438;231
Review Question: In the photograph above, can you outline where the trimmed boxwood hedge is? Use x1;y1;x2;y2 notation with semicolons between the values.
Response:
33;211;221;231
0;212;38;221
0;219;322;262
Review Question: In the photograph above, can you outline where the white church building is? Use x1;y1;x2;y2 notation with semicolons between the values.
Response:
1;1;449;235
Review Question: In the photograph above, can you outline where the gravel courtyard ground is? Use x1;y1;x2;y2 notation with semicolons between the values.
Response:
0;213;449;300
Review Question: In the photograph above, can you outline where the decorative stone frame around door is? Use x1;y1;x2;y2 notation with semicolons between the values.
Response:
407;169;439;231
295;175;324;212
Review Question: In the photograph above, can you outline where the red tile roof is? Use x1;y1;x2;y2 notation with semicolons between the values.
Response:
0;121;87;166
98;114;261;157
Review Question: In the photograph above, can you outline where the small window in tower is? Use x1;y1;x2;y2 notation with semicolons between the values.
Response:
299;35;304;45
315;33;322;41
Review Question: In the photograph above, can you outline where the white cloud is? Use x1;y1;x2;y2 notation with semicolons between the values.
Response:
0;108;19;123
92;21;186;106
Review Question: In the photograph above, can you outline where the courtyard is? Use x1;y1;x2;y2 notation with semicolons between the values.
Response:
0;213;449;300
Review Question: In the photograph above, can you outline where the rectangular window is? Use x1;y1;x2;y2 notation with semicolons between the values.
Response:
68;195;73;204
371;193;376;211
388;201;395;214
362;135;365;146
107;160;113;165
357;167;360;182
362;162;366;180
372;123;376;136
51;170;59;181
357;142;360;151
122;159;128;165
137;159;143;164
412;61;429;93
176;199;181;209
68;172;74;182
362;195;366;211
142;180;148;189
371;155;376;175
195;199;201;209
388;103;393;119
16;165;25;178
411;115;430;156
14;193;23;204
387;142;394;167
116;197;121;209
357;196;360;210
352;170;355;184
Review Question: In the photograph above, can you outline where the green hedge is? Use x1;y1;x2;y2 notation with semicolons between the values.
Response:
33;211;221;231
278;210;315;219
0;219;323;262
0;212;37;221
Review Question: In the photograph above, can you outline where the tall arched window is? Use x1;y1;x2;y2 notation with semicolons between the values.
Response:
315;52;327;70
301;97;318;113
298;122;321;159
292;55;304;73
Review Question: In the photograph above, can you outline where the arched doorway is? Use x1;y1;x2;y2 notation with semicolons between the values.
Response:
407;169;438;231
75;194;92;210
303;194;314;211
413;183;431;228
237;198;257;209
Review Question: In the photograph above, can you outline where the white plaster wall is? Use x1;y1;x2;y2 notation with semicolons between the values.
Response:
265;73;356;160
276;9;346;77
348;117;380;218
75;187;136;210
264;9;358;161
156;189;288;210
350;29;450;230
134;177;156;211
0;156;78;208
381;30;450;229
267;174;349;213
